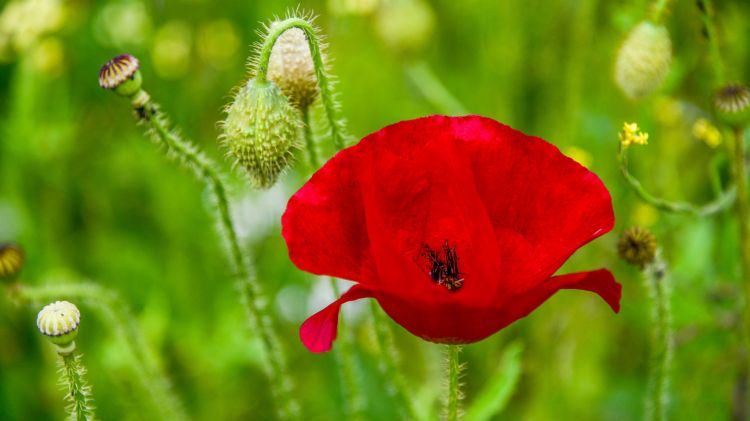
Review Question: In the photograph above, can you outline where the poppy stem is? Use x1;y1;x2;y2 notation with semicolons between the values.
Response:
617;141;736;215
129;95;300;420
12;281;186;421
642;253;673;421
255;17;349;149
57;349;96;421
446;345;463;421
302;107;320;170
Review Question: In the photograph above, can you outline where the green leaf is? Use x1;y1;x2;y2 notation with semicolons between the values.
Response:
464;342;524;421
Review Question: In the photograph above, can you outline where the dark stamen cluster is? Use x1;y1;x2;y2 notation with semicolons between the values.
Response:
420;240;464;291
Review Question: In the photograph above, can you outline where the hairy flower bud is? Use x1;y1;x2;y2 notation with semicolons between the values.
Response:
618;226;657;269
268;27;319;109
615;22;672;99
713;84;750;128
0;242;24;280
221;79;301;188
37;301;80;352
99;54;143;98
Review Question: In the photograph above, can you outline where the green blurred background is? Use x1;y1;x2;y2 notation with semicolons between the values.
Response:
1;0;749;419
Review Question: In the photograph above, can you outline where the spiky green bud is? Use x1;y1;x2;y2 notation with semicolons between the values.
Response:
615;22;672;99
713;84;750;128
99;54;143;97
268;26;319;109
221;79;301;188
37;301;80;352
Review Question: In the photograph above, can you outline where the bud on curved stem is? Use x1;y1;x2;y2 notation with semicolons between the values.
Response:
254;17;349;150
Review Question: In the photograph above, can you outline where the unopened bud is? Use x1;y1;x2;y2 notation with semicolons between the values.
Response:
618;226;657;269
37;301;80;353
221;79;301;188
615;22;672;99
0;243;24;281
713;84;750;128
268;27;319;109
99;54;142;97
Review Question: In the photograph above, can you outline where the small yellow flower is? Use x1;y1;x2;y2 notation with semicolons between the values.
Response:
692;118;722;148
619;122;649;147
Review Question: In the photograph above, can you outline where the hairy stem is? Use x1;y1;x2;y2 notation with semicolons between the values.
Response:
256;18;348;149
404;61;468;116
15;282;186;421
132;97;299;420
734;127;750;419
301;108;320;170
446;345;462;421
643;255;673;421
58;350;96;421
617;141;736;215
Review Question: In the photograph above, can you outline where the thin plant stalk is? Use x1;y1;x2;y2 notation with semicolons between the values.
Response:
58;350;96;421
733;127;750;418
643;255;673;421
15;282;186;421
697;0;726;86
446;345;463;421
132;97;299;420
403;61;468;116
650;0;675;24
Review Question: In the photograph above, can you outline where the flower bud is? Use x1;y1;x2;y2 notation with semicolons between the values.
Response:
268;27;319;109
221;79;301;188
618;226;657;269
615;22;672;99
37;301;80;352
713;84;750;128
0;243;24;281
99;54;142;97
374;0;435;56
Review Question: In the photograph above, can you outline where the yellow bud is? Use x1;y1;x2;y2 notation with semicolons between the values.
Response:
268;27;319;109
619;122;649;147
221;79;301;189
615;22;672;99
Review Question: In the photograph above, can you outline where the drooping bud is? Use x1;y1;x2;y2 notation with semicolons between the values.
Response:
713;84;750;128
37;301;81;353
221;79;301;188
99;54;142;97
615;22;672;99
618;226;657;269
374;0;435;56
268;26;319;109
0;242;24;281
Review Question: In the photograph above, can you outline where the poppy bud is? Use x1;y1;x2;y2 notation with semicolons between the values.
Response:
374;0;435;56
37;301;81;353
615;22;672;99
618;226;657;269
268;26;319;109
713;84;750;128
0;243;24;281
98;54;143;98
221;78;301;189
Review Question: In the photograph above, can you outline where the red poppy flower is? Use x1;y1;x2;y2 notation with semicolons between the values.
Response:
282;115;620;352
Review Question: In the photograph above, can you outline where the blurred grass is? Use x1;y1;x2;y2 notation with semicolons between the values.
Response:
1;0;749;419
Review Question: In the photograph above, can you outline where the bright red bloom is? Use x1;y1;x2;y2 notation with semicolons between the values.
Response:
282;115;620;352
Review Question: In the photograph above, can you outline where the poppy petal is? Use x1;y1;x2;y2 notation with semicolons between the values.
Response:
548;268;622;313
299;284;374;353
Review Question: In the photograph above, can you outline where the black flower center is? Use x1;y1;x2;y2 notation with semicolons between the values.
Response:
419;240;464;291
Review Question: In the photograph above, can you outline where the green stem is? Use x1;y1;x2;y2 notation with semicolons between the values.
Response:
15;282;186;421
256;18;348;149
617;142;736;215
133;97;299;420
643;254;673;421
403;61;468;115
302;108;320;170
697;0;726;86
59;349;96;421
446;345;462;421
733;127;750;418
650;0;674;24
370;301;423;421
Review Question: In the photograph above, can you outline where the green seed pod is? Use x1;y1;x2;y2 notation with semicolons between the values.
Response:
614;22;672;99
0;243;24;281
713;84;750;128
221;78;301;189
618;226;657;269
37;301;81;351
268;26;319;109
99;54;143;97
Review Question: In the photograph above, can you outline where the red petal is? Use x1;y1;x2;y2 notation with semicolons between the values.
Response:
548;269;622;313
299;284;374;353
